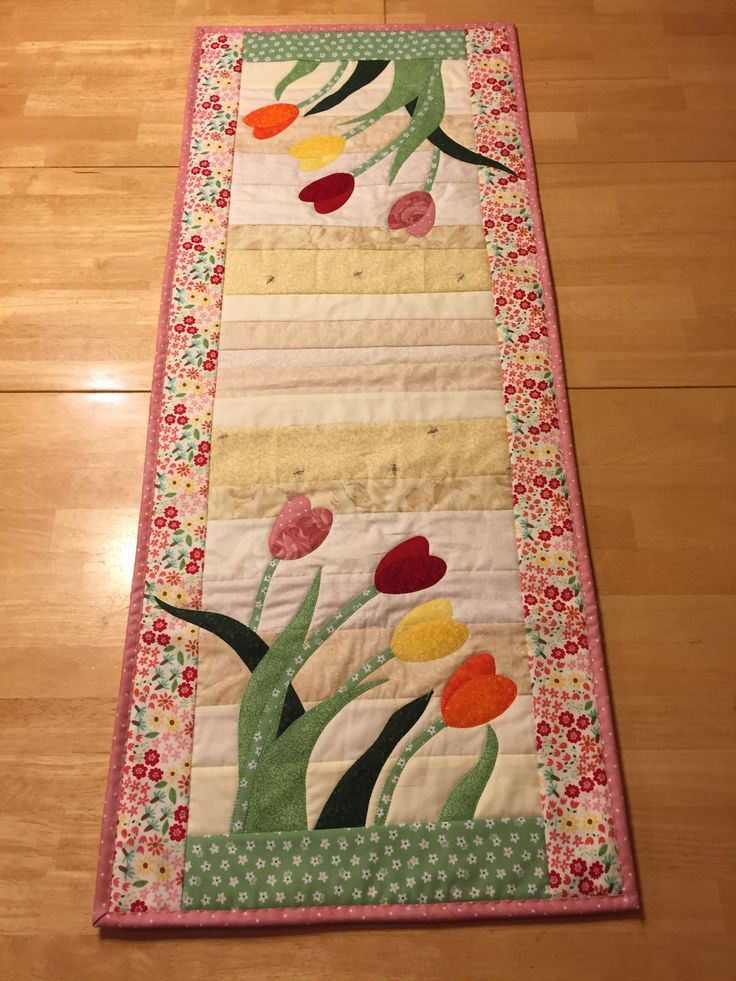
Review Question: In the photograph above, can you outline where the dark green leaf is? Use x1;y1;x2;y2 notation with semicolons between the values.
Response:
153;596;304;733
305;60;389;115
405;99;517;175
316;691;433;829
246;677;386;833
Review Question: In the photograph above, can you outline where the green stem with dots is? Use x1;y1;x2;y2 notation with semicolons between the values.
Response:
296;61;349;109
372;717;447;825
423;146;441;192
336;648;395;695
302;585;379;657
350;62;444;183
248;556;279;632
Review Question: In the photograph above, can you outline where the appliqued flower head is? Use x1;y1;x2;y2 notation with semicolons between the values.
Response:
441;653;517;727
298;172;355;214
289;135;347;172
268;495;333;561
388;190;436;238
374;536;447;595
243;103;299;139
391;599;468;662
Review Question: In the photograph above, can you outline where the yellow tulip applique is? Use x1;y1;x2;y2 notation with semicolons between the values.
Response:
289;135;346;172
391;598;468;662
336;599;469;696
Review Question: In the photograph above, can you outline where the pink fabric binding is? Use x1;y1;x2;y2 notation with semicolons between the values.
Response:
94;22;639;929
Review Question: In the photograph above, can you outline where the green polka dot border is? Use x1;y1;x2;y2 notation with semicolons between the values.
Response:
183;818;549;911
242;30;467;63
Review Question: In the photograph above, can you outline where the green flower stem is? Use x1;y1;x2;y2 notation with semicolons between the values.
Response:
350;62;442;179
342;115;380;140
373;716;446;825
337;648;395;695
248;556;279;631
423;146;441;192
297;61;349;109
302;584;379;657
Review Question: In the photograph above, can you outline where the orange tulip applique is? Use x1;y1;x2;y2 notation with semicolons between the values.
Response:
243;102;299;140
440;652;517;728
373;652;517;825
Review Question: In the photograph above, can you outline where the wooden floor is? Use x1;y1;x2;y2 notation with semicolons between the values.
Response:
1;2;734;978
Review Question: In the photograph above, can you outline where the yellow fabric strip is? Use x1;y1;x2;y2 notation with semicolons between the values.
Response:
210;417;510;487
223;248;491;296
207;474;513;521
212;389;505;428
217;319;496;351
214;359;501;398
227;224;486;251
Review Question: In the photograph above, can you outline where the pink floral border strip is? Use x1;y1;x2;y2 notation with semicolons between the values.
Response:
93;28;243;920
94;23;638;928
465;26;637;900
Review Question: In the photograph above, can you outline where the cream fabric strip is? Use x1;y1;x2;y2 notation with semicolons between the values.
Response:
211;389;505;428
214;360;502;397
227;224;486;251
235;113;476;155
215;344;498;370
193;695;536;768
239;59;472;106
187;752;542;835
217;318;495;350
221;291;493;322
232;152;480;188
204;510;520;583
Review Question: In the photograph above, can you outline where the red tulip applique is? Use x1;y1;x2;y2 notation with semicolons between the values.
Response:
298;173;355;214
374;536;447;594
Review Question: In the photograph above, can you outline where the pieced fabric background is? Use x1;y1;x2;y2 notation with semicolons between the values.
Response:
97;25;636;925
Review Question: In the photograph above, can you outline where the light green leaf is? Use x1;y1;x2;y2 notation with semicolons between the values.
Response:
342;59;437;126
275;59;320;100
244;678;386;833
388;65;445;184
438;725;499;821
231;569;322;831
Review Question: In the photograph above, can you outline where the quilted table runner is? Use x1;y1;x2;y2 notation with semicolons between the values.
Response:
94;23;638;928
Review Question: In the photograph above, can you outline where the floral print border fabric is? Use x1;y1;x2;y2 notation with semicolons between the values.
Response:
93;24;638;928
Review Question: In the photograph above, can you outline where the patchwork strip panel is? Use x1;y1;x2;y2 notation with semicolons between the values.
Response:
94;23;638;928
